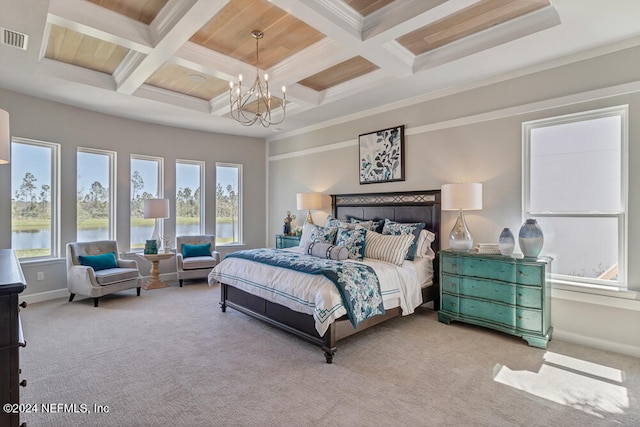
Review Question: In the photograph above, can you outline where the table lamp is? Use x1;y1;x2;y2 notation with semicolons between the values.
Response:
441;183;482;251
296;193;322;224
143;198;170;249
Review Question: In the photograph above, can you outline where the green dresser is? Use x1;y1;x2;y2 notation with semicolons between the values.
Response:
275;234;301;249
438;249;552;348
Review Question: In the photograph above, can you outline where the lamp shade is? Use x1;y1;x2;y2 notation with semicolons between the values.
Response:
296;193;322;210
441;183;482;211
143;198;170;219
0;108;10;164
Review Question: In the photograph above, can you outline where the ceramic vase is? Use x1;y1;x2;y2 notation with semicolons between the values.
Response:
519;219;543;258
498;228;515;256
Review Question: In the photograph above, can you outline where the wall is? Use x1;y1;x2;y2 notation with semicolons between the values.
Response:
0;88;266;301
267;45;640;357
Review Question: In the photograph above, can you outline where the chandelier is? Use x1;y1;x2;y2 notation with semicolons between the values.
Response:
229;30;286;127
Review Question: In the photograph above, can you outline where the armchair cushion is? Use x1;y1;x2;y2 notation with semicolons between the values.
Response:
182;243;211;258
182;256;217;270
78;252;119;271
94;267;141;285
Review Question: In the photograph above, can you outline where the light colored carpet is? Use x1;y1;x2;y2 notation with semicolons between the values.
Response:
19;281;640;426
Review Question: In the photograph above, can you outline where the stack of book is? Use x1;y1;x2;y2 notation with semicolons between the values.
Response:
473;243;501;254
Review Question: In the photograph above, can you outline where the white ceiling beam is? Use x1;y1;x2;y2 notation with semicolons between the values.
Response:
116;0;230;95
413;5;561;73
47;0;153;53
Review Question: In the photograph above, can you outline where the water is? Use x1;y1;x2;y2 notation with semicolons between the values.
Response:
11;223;238;250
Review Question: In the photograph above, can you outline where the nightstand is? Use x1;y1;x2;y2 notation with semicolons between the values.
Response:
438;249;552;348
276;235;301;249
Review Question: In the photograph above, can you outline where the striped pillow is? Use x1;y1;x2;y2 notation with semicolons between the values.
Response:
364;230;415;266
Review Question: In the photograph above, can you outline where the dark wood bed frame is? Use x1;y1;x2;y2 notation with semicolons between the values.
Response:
219;190;441;363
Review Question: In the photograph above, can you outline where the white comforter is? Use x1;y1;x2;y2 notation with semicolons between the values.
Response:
208;247;428;336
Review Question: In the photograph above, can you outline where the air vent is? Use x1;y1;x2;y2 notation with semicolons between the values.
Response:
1;27;28;50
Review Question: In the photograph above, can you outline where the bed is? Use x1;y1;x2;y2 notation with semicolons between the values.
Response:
209;190;441;363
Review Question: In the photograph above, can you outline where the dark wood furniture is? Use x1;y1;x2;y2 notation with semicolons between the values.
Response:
0;249;27;427
220;190;441;363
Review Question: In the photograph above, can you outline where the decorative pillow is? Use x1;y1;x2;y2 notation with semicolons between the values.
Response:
182;243;211;258
348;216;383;233
335;227;367;260
78;251;119;271
364;230;415;266
415;229;436;259
382;219;426;260
304;242;348;261
326;215;340;228
326;215;369;231
308;224;337;245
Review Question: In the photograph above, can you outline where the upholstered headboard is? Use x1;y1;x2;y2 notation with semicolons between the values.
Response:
331;190;441;279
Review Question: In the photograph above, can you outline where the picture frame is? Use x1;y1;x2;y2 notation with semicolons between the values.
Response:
358;125;405;184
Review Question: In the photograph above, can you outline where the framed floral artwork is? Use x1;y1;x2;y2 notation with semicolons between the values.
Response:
358;125;405;184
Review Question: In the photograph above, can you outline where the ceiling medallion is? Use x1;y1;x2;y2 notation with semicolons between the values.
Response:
229;30;286;127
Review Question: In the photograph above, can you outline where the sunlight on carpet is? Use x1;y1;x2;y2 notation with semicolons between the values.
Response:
493;351;629;419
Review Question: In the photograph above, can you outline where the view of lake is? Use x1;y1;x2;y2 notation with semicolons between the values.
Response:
12;222;238;250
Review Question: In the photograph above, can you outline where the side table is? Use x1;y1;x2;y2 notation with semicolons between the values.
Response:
137;253;175;290
276;234;301;249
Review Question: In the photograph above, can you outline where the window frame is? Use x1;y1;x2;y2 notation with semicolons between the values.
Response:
77;147;117;241
176;159;205;236
215;162;243;246
522;105;628;289
11;137;60;260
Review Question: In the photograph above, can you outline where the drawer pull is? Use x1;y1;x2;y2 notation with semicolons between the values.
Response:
451;303;456;307
450;282;455;288
20;379;27;387
518;316;523;320
19;301;27;308
519;294;523;299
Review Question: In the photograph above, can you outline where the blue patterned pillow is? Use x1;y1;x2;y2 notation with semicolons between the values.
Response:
348;216;384;233
326;215;340;228
309;224;337;244
335;227;367;260
382;219;426;260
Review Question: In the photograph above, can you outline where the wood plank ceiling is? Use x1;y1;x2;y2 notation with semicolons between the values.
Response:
40;0;558;125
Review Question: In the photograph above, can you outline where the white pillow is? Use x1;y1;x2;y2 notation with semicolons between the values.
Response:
415;229;436;259
364;230;415;266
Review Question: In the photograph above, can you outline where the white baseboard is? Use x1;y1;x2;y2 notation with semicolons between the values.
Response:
553;329;640;358
21;288;68;304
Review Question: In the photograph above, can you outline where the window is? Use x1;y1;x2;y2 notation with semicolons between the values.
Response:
11;138;60;259
523;106;627;288
131;155;163;250
216;163;242;245
176;160;204;237
77;148;116;241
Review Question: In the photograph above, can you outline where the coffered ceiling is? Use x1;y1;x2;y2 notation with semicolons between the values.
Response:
1;0;640;139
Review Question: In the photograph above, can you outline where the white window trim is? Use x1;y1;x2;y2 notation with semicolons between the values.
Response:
176;159;205;235
77;147;117;240
12;137;60;259
522;105;628;291
216;162;243;246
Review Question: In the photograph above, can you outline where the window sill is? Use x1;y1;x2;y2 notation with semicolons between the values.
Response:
551;280;640;311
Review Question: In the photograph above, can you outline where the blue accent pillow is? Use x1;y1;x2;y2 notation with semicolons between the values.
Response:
78;252;119;271
382;219;426;260
335;227;367;260
182;243;211;258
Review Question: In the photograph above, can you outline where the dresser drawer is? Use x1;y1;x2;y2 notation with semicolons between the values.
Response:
459;277;515;305
441;273;459;294
516;308;542;332
441;293;459;313
461;257;515;282
441;254;459;274
516;286;542;309
459;299;515;326
516;264;544;286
